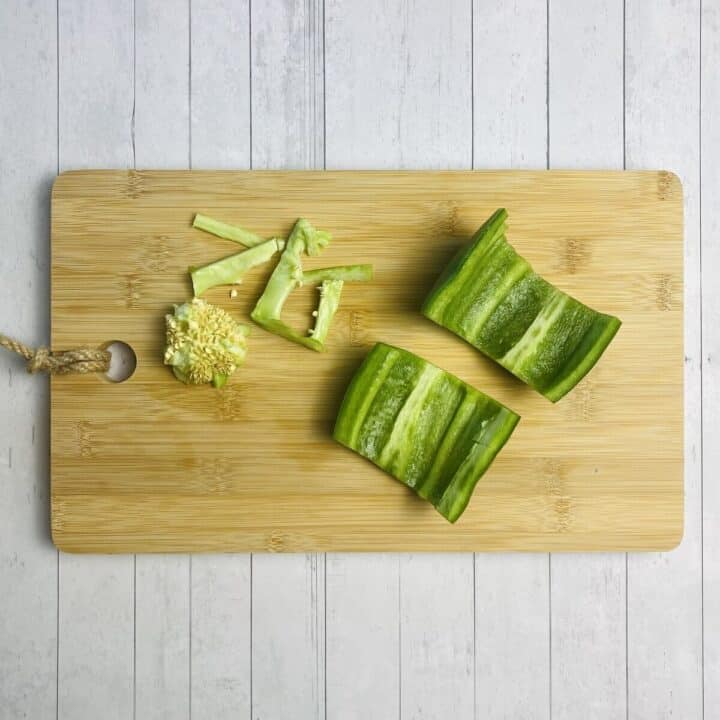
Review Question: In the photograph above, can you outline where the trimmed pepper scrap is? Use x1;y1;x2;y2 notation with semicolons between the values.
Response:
250;218;373;351
188;214;372;353
333;342;520;523
193;213;265;247
190;238;285;296
422;209;621;402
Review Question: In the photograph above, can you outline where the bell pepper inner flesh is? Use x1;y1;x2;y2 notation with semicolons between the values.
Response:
422;209;621;402
251;218;371;351
309;280;344;345
193;213;266;247
333;342;520;523
190;238;285;296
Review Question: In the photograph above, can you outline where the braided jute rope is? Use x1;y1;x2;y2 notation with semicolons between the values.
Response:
0;332;110;375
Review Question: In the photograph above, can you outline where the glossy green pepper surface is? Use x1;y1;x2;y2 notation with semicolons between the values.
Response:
422;209;621;402
333;343;520;523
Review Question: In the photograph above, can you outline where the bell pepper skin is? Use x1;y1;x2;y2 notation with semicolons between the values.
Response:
333;343;519;523
422;209;621;402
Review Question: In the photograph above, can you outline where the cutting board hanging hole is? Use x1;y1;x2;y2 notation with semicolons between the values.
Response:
103;341;136;383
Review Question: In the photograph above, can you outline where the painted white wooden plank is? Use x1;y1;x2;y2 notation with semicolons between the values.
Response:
472;2;550;718
325;0;471;169
472;0;547;168
190;0;251;170
0;1;57;718
251;0;324;169
135;557;190;720
702;1;720;716
547;3;627;718
57;2;135;718
474;555;549;718
133;3;191;718
251;555;325;720
625;2;703;717
190;556;251;718
134;0;190;168
249;4;326;717
325;555;399;720
325;2;473;718
400;555;475;720
189;2;252;718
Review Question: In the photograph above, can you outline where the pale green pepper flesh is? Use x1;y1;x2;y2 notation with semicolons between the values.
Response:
191;238;285;296
193;214;265;247
251;219;371;351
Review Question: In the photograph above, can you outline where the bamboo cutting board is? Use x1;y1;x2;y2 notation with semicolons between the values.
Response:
50;170;683;553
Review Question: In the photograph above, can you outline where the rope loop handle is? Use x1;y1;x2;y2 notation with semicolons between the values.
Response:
0;333;110;375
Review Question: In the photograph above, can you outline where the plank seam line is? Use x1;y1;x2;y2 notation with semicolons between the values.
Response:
546;0;550;170
470;0;474;170
189;0;192;170
250;553;253;720
322;2;328;717
189;556;193;720
473;553;477;720
133;555;137;720
324;554;328;720
131;4;137;716
131;0;136;168
249;0;253;171
471;4;477;719
130;0;137;720
398;556;402;720
55;2;60;718
188;4;193;715
248;4;253;717
623;3;629;718
322;0;327;170
546;3;552;718
56;550;59;720
699;2;704;717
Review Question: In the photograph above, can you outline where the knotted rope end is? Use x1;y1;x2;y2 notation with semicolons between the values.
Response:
1;333;111;376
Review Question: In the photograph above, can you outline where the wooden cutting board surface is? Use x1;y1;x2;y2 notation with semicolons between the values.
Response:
50;170;683;553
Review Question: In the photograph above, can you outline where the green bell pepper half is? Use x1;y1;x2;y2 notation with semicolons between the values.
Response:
333;342;520;523
422;209;621;402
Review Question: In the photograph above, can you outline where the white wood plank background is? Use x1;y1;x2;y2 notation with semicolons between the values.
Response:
0;1;713;718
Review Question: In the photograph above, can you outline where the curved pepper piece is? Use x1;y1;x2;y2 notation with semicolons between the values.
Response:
333;343;519;523
422;209;621;402
251;219;372;351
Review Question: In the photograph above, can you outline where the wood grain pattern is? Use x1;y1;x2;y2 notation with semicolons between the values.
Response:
50;169;683;553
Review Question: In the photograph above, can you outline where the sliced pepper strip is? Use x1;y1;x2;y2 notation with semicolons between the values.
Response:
309;280;344;345
302;264;373;284
193;213;265;247
190;238;285;296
